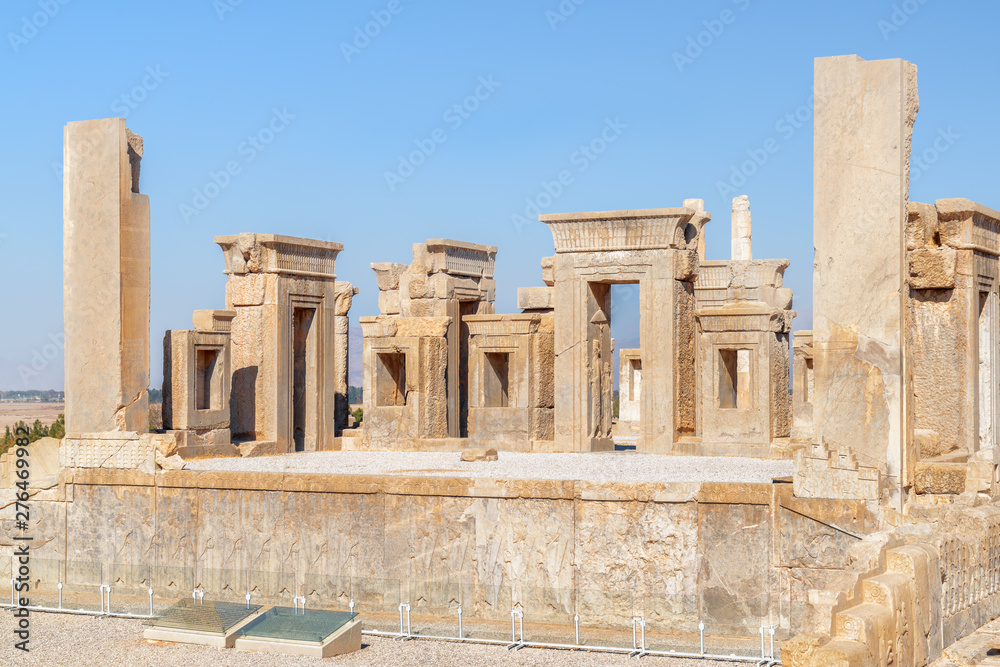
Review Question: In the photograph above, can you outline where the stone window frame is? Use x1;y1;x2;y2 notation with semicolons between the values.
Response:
717;346;752;410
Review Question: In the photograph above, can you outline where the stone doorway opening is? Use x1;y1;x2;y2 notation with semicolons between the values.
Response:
292;306;317;452
611;284;641;448
458;300;479;437
979;291;996;453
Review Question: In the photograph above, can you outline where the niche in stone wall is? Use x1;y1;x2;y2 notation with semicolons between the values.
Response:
377;352;407;407
195;346;222;411
719;348;751;409
484;352;510;408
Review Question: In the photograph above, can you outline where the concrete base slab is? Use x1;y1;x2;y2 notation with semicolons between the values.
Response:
235;617;362;658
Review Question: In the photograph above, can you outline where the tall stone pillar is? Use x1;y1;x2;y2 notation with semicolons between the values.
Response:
333;281;358;431
812;55;918;499
63;118;149;434
731;195;752;261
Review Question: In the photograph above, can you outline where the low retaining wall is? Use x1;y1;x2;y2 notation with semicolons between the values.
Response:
2;468;878;641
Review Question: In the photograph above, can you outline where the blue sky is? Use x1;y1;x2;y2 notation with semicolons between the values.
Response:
0;0;997;391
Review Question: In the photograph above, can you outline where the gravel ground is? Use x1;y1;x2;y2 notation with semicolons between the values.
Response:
0;611;747;666
185;451;792;484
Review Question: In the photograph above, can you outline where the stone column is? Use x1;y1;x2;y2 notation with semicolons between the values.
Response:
333;281;357;434
812;55;918;498
731;195;752;261
63;118;149;434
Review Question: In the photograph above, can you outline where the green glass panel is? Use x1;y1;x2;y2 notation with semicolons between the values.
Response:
236;606;357;644
144;599;262;634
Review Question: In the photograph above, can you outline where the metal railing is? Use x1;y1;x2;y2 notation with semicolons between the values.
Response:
5;578;155;619
365;599;780;664
0;579;781;664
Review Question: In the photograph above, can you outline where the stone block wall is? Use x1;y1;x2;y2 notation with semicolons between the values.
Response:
2;470;882;641
466;314;555;451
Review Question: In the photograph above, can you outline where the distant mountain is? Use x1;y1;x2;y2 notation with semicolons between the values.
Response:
349;325;363;386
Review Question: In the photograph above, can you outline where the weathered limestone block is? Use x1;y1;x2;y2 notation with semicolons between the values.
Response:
886;544;942;663
466;314;554;450
913;459;967;494
395;316;451;338
909;247;957;289
162;329;231;431
516;286;553;311
777;488;876;569
812;55;918;501
540;256;555;286
833;603;893;665
155;450;185;470
192;309;235;333
1;436;60;484
965;449;997;495
460;448;497;462
371;262;408;290
698;502;771;627
793;442;880;500
378;289;401;315
673;250;700;281
360;314;451;448
60;432;155;469
64;118;150;434
914;428;945;459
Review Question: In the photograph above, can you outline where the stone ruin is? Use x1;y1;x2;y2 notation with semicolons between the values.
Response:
12;53;1000;667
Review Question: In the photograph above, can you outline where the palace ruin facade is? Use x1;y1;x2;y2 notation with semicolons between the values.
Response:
6;53;1000;667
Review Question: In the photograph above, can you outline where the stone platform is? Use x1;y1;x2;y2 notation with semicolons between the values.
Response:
184;450;793;484
5;459;873;646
